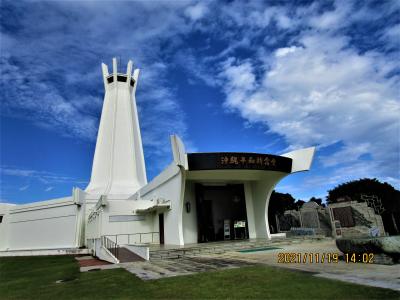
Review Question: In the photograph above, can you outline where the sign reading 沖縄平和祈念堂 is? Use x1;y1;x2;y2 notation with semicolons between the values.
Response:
187;152;292;173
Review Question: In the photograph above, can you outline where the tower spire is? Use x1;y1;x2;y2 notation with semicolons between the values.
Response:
86;58;147;196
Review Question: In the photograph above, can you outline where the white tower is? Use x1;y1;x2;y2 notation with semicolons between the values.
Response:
86;58;147;196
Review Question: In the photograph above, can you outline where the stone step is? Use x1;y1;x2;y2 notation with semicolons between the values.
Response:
149;237;328;260
149;242;277;260
150;241;271;253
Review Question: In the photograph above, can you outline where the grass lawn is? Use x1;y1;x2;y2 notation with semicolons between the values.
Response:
0;256;399;299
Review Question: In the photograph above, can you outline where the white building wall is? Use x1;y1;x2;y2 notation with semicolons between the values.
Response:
85;194;161;246
4;197;81;251
182;181;198;244
0;204;15;251
251;173;287;239
140;163;186;245
100;200;156;244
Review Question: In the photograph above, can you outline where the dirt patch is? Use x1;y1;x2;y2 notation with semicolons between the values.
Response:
77;258;111;267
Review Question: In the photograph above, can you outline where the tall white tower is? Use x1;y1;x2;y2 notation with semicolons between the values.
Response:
86;58;147;196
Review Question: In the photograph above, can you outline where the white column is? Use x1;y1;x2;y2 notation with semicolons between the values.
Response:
244;182;256;239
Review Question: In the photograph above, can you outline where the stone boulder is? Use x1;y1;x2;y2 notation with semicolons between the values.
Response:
336;236;400;263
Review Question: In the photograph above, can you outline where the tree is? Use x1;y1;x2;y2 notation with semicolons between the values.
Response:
295;199;306;208
309;197;324;207
268;192;325;233
269;191;296;211
327;178;400;235
268;191;296;233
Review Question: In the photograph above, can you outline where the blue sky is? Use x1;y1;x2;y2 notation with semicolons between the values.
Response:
1;0;399;204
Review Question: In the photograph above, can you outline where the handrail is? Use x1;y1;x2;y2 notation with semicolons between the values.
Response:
104;232;159;245
101;235;119;258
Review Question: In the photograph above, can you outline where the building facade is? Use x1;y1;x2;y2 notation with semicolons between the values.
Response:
0;59;315;261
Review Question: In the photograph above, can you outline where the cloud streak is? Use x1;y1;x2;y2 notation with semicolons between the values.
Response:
1;167;86;185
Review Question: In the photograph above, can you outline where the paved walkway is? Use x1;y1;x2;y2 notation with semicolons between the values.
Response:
121;256;256;280
80;256;256;279
220;239;400;291
79;239;400;291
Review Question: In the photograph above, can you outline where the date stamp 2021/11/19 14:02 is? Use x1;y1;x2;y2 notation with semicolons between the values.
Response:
277;252;375;264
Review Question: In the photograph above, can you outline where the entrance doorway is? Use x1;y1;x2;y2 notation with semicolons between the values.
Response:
159;213;164;244
195;183;249;243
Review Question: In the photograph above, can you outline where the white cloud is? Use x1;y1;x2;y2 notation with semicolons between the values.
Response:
184;2;208;21
274;10;292;29
1;167;84;184
320;143;371;167
19;185;29;191
1;54;98;141
219;33;400;181
308;0;352;30
44;187;54;192
1;1;200;177
219;2;296;31
381;23;400;50
304;160;400;191
175;50;222;87
384;23;400;40
275;46;300;57
138;62;190;165
221;58;256;92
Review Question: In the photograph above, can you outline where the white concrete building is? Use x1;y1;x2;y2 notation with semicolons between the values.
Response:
0;58;315;262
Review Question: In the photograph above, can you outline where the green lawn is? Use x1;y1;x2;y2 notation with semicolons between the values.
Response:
0;256;398;299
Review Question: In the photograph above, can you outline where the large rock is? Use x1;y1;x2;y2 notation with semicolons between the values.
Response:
336;236;400;262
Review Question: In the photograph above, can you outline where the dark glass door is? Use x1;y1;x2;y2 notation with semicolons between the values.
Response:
159;213;164;244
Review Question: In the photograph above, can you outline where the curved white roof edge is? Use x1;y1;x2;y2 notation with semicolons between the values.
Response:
281;147;316;173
